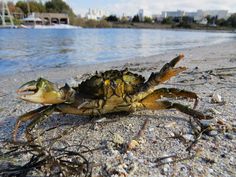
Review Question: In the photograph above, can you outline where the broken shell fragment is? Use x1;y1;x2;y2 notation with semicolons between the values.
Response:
127;140;139;151
206;108;221;115
211;92;222;103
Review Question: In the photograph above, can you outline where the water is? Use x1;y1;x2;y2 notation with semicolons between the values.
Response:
0;28;235;75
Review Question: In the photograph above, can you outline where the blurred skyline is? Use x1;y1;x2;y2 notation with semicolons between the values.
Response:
11;0;236;15
64;0;236;15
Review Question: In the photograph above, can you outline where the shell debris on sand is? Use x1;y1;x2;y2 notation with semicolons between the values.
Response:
211;92;223;103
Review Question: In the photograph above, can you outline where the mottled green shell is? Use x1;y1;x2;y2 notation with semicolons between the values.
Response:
77;69;145;99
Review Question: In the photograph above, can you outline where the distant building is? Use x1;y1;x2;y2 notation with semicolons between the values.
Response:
138;9;144;22
22;12;69;26
162;10;185;18
161;9;229;23
194;10;229;21
185;12;197;18
198;18;208;25
138;9;151;22
85;8;107;20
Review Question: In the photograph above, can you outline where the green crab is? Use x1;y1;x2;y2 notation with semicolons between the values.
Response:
14;54;216;141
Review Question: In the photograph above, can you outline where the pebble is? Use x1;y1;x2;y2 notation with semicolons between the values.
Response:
126;151;134;160
164;122;176;128
127;140;139;150
161;164;170;175
229;156;234;162
207;130;218;137
160;153;173;164
179;165;188;173
113;133;124;145
95;117;107;123
225;133;233;140
148;127;155;132
183;134;195;141
208;168;214;174
221;154;226;158
92;123;99;131
200;119;216;128
211;92;223;103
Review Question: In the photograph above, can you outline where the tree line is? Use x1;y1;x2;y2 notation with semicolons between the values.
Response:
12;0;74;16
5;0;236;28
109;14;236;28
160;14;236;28
6;0;76;25
102;13;236;28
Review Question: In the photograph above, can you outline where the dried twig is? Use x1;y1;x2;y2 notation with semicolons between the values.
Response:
0;125;94;177
126;118;149;151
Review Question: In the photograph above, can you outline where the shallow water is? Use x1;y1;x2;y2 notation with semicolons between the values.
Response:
0;28;235;74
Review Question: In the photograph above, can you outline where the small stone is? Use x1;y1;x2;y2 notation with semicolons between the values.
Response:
161;164;170;175
169;132;175;137
206;108;221;115
164;122;176;128
159;153;173;164
113;133;124;145
92;123;99;131
183;134;195;141
95;117;107;122
127;140;139;150
128;123;133;127
221;154;226;158
126;151;134;160
207;130;218;137
202;134;210;140
200;119;216;128
225;134;233;140
148;127;155;132
208;168;214;174
180;165;187;172
211;92;222;103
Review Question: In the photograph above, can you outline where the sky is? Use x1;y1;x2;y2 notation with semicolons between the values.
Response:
11;0;236;16
63;0;236;16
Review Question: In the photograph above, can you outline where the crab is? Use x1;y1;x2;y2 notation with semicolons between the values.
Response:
14;54;217;141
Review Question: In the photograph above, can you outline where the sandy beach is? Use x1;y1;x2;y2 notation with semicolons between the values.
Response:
0;40;236;176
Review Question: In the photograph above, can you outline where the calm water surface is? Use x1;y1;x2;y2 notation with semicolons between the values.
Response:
0;28;235;75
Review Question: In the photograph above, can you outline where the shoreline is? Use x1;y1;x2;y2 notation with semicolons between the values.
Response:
0;39;236;176
110;22;236;33
6;22;235;33
1;39;235;79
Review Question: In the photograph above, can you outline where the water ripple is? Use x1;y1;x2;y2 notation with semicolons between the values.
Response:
0;28;235;74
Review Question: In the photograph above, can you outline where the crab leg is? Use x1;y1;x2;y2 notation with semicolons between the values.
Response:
13;105;55;141
140;99;210;120
139;54;186;92
141;88;198;109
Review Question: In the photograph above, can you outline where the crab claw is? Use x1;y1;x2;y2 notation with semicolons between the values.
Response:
17;78;66;104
